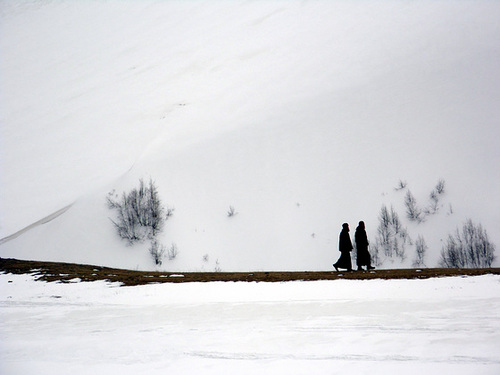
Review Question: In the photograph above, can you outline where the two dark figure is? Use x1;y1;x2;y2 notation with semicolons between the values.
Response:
333;221;374;272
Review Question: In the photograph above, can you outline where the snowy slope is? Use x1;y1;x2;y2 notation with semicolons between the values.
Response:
1;1;499;271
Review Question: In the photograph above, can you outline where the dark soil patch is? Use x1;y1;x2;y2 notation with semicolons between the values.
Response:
1;257;499;286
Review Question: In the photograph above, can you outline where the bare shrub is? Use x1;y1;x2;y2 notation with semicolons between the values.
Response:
214;259;222;272
149;240;166;266
107;178;166;243
426;190;440;214
375;205;410;262
435;179;445;194
167;243;179;260
395;179;408;191
227;205;237;217
413;235;427;267
404;190;423;222
377;205;391;255
440;219;496;268
425;179;446;215
166;206;175;219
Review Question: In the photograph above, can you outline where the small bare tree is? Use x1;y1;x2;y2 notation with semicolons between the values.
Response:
378;205;391;255
413;235;427;267
395;179;408;191
107;178;167;243
426;190;439;214
425;179;446;215
167;243;179;260
227;205;237;217
440;219;496;268
404;190;423;222
214;259;222;272
375;205;410;262
149;240;166;266
435;179;445;194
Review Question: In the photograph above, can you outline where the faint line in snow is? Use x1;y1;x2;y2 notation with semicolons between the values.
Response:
0;204;73;245
187;351;500;364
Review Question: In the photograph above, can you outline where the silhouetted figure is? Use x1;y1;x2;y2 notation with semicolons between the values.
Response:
355;221;375;271
333;223;353;272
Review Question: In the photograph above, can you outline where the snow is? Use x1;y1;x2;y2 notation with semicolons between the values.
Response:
1;1;500;271
1;273;499;374
2;2;499;368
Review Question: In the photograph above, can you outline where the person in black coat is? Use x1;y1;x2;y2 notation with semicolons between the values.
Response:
333;223;354;272
355;221;375;271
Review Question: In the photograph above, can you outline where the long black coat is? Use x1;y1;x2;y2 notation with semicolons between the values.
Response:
355;226;370;266
339;229;353;253
335;228;353;269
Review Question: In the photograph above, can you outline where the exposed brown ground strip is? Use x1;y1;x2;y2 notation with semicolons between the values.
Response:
1;257;499;286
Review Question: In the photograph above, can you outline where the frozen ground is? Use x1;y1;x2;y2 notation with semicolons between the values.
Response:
1;273;499;374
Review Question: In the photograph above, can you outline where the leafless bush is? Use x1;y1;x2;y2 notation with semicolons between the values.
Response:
395;179;408;191
107;178;166;243
425;179;446;215
440;219;495;268
374;205;410;262
404;190;424;222
167;243;178;260
149;240;166;266
166;206;175;219
227;205;237;217
413;235;427;267
214;259;222;272
435;179;445;194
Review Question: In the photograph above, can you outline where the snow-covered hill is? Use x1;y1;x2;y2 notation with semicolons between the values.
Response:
1;1;499;271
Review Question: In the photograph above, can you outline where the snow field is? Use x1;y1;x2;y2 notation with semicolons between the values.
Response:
1;273;499;374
